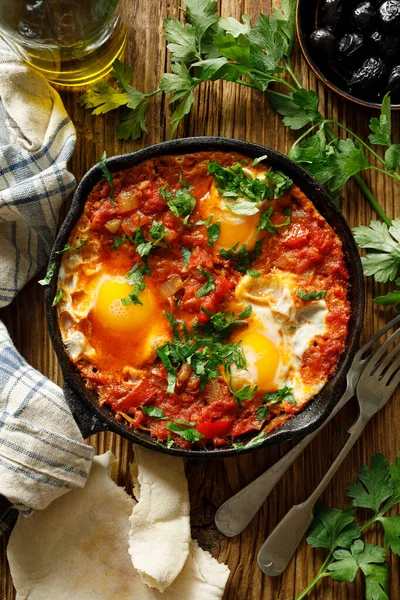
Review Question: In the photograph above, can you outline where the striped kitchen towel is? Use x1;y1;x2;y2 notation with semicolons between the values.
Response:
0;39;93;531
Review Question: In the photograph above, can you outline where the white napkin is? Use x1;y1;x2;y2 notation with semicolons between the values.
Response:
0;39;93;528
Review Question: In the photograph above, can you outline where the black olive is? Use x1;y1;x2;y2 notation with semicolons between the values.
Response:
310;28;337;58
370;31;400;61
348;57;387;98
379;1;400;31
387;65;400;101
337;33;365;69
352;1;377;31
319;0;343;32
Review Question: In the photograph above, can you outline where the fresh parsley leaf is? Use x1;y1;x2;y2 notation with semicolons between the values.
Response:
326;139;369;191
206;221;221;246
141;406;166;419
353;219;400;283
307;503;360;552
347;453;394;514
385;144;400;172
373;283;400;307
297;289;327;301
167;187;196;218
256;404;269;420
52;289;63;306
220;238;263;273
166;421;204;443
269;88;322;130
38;262;56;286
238;305;252;319
247;269;260;277
328;540;388;600
219;14;251;37
369;94;392;147
149;220;166;241
230;383;258;407
196;267;216;298
182;247;192;268
379;515;400;556
263;385;295;405
55;237;88;254
267;170;293;198
164;18;200;63
258;207;277;234
121;263;147;306
99;152;117;206
117;102;148;141
233;430;266;450
112;234;130;249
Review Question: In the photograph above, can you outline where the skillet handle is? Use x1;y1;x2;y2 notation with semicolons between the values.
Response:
63;382;109;439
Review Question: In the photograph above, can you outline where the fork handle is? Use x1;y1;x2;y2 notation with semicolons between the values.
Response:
257;414;368;576
215;388;355;537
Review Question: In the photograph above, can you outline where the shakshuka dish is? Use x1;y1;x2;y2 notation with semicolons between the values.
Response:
56;151;350;449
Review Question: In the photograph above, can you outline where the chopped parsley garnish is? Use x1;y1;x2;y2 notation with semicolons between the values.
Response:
52;289;63;306
156;310;248;394
207;161;293;214
141;406;166;419
297;289;327;301
257;385;296;420
206;221;221;246
233;430;266;450
166;421;204;443
38;262;56;286
55;237;88;254
238;305;252;319
229;383;258;407
121;263;147;306
258;207;291;234
112;234;130;249
99;151;117;206
196;267;216;298
199;306;251;335
159;184;173;202
220;238;263;273
252;155;268;167
167;187;196;218
247;269;261;278
181;247;192;268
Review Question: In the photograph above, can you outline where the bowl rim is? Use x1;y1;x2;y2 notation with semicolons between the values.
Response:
296;0;400;111
46;136;365;459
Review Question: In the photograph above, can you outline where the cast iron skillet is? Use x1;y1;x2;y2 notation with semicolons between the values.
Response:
46;137;365;459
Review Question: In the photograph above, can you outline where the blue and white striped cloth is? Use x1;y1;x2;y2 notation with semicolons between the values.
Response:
0;40;93;532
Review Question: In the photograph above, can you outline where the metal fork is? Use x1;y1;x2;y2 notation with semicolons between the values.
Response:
257;318;400;576
215;314;400;538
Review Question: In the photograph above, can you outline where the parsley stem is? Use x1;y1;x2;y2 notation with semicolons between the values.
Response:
295;553;333;599
282;57;302;90
367;165;400;182
324;124;392;226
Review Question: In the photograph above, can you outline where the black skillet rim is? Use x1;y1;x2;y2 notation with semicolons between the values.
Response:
46;136;365;459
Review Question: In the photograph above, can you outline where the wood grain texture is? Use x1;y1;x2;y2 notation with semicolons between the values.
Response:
1;1;400;598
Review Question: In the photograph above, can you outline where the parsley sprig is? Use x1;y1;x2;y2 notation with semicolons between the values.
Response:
79;0;400;306
297;453;400;600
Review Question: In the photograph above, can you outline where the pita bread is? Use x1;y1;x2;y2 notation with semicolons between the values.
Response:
128;446;190;591
7;451;230;600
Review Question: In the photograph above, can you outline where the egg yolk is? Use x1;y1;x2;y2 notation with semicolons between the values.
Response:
232;330;280;393
214;208;260;252
93;279;155;334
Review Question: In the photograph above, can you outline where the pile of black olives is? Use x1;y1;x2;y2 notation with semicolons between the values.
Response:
309;0;400;103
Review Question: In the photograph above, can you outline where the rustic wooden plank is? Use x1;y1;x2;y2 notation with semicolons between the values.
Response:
1;0;400;598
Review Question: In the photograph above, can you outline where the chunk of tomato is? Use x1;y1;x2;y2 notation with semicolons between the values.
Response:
196;420;233;438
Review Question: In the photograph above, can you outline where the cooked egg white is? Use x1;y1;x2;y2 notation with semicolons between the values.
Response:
228;272;329;403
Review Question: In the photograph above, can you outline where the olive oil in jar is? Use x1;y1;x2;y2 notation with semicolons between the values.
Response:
0;0;127;87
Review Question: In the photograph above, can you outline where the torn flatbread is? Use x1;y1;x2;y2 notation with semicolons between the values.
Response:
7;451;230;600
128;445;190;592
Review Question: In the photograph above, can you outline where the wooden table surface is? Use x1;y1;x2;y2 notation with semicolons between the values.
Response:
1;1;400;599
